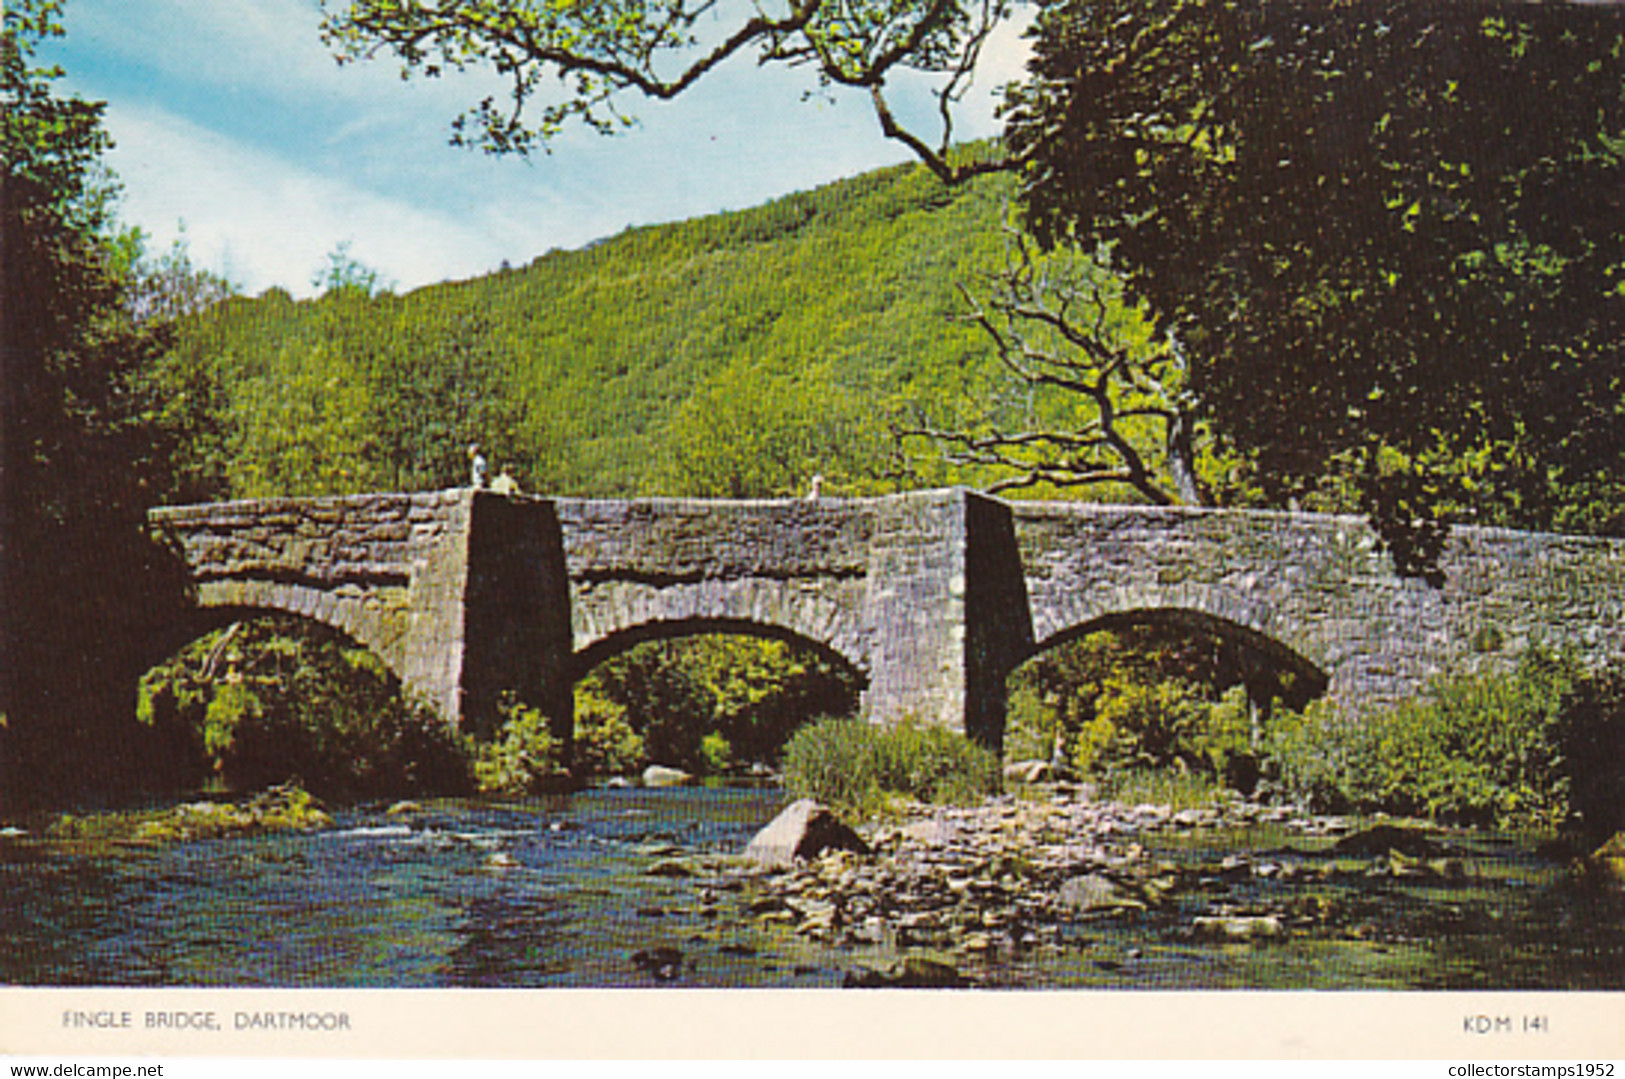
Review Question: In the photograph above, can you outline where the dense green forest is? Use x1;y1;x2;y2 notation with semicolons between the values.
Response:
148;155;1174;506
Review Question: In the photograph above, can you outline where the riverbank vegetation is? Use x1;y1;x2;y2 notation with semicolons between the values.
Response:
1265;651;1625;839
1006;634;1625;841
782;717;1002;820
136;618;863;799
137;617;471;799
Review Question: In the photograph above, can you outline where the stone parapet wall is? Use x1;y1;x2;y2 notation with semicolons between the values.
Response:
554;496;875;580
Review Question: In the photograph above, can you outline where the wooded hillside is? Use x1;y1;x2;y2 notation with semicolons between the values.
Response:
154;155;1113;504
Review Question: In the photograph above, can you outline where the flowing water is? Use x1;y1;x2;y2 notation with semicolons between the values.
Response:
2;786;1621;988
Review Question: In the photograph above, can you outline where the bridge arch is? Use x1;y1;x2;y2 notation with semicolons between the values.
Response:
571;616;869;689
1026;577;1334;702
568;575;869;681
172;580;417;688
1024;605;1331;710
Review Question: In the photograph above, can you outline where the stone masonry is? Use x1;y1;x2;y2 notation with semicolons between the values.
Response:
147;488;1625;746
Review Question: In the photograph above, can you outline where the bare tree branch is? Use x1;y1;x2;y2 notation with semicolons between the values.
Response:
906;229;1207;505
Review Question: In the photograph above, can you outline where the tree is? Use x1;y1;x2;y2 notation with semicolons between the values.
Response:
311;241;393;299
1003;0;1625;575
1;0;190;806
318;0;1018;182
909;229;1206;504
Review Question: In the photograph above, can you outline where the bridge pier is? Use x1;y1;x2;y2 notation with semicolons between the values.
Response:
459;493;574;744
857;489;1032;748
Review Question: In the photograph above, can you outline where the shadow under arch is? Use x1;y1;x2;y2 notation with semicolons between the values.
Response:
135;608;467;798
571;616;869;691
139;600;409;703
1023;606;1331;712
570;616;869;771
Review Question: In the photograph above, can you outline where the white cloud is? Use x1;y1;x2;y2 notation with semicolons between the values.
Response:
63;0;1035;297
103;103;539;297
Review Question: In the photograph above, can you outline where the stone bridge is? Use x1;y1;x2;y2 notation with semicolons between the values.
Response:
147;487;1625;747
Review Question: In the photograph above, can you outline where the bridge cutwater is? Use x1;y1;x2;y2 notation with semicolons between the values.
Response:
148;487;1625;746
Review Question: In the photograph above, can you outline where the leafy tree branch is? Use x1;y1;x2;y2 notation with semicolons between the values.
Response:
319;0;1020;181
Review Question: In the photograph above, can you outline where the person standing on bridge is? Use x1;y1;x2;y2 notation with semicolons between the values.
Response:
491;466;520;496
468;443;488;489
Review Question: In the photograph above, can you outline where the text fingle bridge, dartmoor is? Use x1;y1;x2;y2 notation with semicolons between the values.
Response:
148;488;1625;744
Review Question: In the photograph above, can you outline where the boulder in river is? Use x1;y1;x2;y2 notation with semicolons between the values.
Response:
1333;823;1444;858
630;946;684;981
843;955;968;988
1003;759;1053;784
1057;873;1147;916
642;765;693;788
1192;915;1284;942
743;799;870;868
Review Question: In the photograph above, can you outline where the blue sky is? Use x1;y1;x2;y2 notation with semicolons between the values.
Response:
46;0;1030;298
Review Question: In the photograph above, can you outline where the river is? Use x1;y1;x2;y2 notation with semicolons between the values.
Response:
2;786;1622;988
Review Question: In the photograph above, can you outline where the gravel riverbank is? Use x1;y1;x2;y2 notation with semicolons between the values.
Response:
689;785;1512;987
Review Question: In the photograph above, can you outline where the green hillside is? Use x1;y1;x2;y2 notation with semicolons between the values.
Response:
154;157;1057;504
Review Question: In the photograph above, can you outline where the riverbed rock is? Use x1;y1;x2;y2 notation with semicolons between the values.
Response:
646;857;700;878
842;955;968;988
1003;759;1053;784
642;765;693;788
1057;873;1146;916
630;946;684;981
1334;824;1443;857
743;799;870;868
1192;915;1283;942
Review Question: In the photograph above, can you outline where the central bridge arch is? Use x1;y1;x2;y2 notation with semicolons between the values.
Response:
571;616;869;689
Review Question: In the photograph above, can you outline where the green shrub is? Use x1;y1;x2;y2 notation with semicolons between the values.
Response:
699;731;733;776
472;695;568;794
572;690;646;777
1007;626;1266;790
1262;648;1625;832
575;636;861;775
1102;769;1232;810
139;616;471;799
782;715;1001;818
1258;700;1358;813
782;717;884;816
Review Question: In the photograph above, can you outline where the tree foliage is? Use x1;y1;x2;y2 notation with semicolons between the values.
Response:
1005;0;1625;576
576;634;861;773
319;0;1018;182
0;0;203;805
1006;620;1302;790
137;616;471;798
